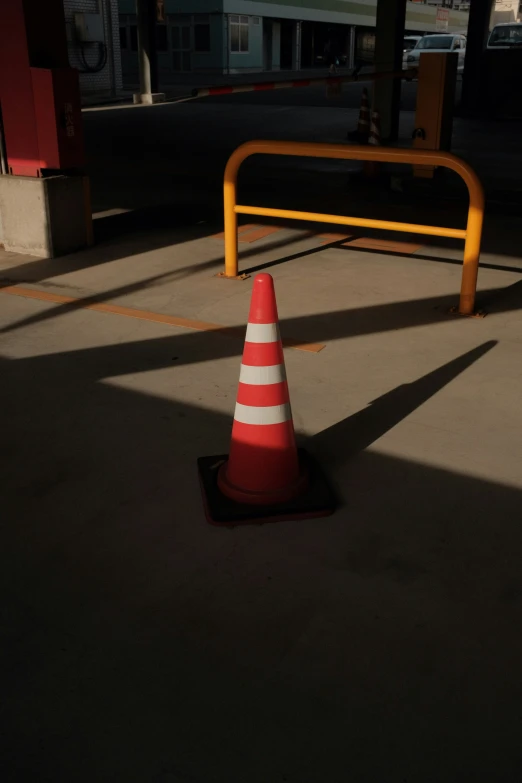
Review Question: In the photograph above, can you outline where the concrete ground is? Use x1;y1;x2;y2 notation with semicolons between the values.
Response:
2;94;522;781
2;211;522;782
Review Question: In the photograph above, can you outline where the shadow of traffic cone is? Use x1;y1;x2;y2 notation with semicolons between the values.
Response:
198;273;336;526
363;110;381;178
347;87;370;142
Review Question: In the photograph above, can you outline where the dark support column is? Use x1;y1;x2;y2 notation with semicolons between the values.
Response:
373;0;407;141
461;0;494;112
292;22;302;71
136;0;158;100
348;26;356;71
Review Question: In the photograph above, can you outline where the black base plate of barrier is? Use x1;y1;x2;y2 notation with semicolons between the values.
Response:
197;448;337;526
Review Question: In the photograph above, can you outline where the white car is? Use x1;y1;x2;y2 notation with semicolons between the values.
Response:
406;34;467;72
402;35;422;68
487;23;522;49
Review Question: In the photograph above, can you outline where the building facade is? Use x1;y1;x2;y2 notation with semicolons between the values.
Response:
64;0;122;95
491;0;521;25
118;0;470;83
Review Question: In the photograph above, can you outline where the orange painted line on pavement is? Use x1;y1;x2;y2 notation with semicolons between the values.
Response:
0;285;325;353
212;223;258;240
212;224;282;243
345;237;422;254
318;232;355;245
238;225;281;243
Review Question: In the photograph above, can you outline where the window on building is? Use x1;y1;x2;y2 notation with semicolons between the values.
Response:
230;15;249;53
194;21;211;52
356;31;375;64
171;23;190;50
130;25;138;52
119;27;127;50
181;25;190;49
156;25;168;51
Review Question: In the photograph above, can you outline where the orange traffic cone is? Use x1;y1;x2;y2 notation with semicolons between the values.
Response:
347;87;370;142
364;111;381;178
198;273;336;525
218;273;306;505
368;111;381;146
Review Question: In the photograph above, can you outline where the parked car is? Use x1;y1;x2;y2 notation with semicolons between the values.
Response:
487;22;522;49
402;35;422;68
406;33;467;72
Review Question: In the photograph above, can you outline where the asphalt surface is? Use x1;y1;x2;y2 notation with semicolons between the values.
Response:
82;74;483;234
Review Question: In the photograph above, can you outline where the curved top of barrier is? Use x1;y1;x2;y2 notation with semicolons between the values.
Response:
224;140;485;209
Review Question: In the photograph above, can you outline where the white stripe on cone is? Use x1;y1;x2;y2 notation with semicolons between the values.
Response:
369;112;381;146
245;322;280;343
239;363;286;385
233;402;292;425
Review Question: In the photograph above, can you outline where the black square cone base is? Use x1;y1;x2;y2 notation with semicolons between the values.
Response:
197;448;337;526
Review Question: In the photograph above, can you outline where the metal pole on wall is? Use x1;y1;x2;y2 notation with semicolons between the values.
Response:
136;0;158;99
103;0;117;98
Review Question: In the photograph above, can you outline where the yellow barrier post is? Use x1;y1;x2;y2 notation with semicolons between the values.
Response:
223;159;240;279
412;52;458;179
222;141;485;316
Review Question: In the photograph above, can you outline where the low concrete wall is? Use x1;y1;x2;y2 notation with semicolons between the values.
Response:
0;174;92;257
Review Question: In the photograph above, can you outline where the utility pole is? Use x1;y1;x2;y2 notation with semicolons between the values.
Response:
372;0;408;141
461;0;495;111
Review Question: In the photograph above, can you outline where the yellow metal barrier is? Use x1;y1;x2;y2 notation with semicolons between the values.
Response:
222;141;485;316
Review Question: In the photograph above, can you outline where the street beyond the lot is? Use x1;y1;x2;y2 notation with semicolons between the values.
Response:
83;75;516;228
202;74;458;110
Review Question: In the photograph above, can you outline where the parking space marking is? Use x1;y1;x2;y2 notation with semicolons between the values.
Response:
212;224;283;243
318;232;355;245
238;226;282;243
341;237;422;254
0;286;326;353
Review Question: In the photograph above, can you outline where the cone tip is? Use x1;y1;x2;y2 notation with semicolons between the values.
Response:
254;273;274;286
249;273;278;324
